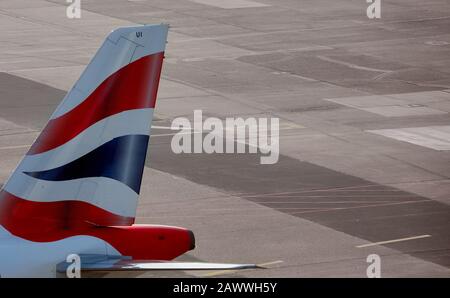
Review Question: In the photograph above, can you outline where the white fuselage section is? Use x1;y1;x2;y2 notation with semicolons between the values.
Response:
0;226;118;277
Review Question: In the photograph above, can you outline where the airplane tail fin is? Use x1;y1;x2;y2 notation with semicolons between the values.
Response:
0;24;168;234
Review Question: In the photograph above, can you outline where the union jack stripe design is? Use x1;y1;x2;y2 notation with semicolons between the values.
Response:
0;24;169;244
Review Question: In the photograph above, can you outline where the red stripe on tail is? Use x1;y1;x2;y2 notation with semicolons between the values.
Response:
0;190;134;233
28;52;164;155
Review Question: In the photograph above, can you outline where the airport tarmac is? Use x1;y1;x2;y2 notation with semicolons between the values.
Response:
0;0;449;277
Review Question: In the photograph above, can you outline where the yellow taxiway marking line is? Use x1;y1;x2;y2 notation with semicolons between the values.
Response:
356;235;431;248
199;260;284;277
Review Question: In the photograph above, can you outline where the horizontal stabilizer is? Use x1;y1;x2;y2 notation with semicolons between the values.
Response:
56;254;260;273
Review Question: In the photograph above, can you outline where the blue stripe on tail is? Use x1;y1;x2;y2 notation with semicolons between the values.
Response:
24;135;149;194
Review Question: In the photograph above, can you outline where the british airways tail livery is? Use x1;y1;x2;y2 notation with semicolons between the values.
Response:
0;24;257;277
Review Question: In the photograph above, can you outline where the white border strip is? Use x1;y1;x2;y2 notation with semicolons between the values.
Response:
4;172;138;217
21;109;153;172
